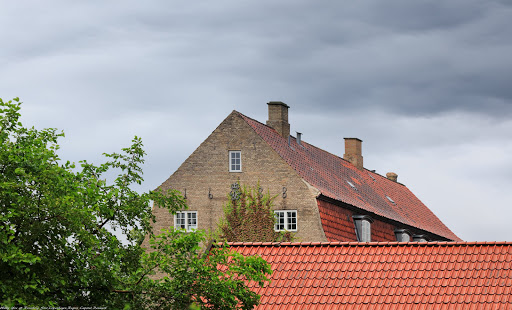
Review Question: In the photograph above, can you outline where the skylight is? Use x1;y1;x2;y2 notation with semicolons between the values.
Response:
346;181;357;191
386;195;396;204
368;173;376;182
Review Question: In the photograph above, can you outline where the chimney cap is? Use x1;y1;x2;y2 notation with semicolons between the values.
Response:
267;101;290;108
344;137;363;142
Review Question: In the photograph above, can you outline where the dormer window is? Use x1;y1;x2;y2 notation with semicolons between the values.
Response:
353;215;373;242
229;151;241;172
394;229;411;242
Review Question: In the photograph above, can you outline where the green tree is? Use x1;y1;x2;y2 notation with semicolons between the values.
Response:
218;183;293;242
0;98;271;309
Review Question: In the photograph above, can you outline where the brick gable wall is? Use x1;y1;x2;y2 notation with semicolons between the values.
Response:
151;111;327;242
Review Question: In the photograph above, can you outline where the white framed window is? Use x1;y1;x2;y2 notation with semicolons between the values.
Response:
229;151;242;172
174;211;197;231
353;215;373;242
274;210;297;231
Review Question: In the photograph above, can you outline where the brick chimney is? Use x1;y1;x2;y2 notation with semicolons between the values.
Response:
344;138;363;170
267;101;290;138
386;172;398;182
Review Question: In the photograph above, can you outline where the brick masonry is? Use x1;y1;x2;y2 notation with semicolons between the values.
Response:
151;111;327;242
148;107;451;246
343;138;363;170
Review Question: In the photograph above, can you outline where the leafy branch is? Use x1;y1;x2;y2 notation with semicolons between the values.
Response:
0;98;271;309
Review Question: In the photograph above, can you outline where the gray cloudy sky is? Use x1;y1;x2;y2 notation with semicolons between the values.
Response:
2;1;511;241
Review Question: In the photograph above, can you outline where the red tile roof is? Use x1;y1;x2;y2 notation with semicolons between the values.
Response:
226;241;512;309
239;113;460;241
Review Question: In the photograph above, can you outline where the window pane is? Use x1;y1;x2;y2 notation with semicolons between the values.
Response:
278;216;285;230
188;212;197;230
287;211;297;230
275;212;284;231
175;213;186;229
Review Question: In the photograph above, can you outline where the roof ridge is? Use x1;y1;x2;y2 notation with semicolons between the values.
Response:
223;241;512;247
235;110;273;130
238;112;406;188
238;111;350;163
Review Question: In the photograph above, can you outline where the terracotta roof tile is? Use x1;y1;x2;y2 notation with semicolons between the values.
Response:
222;241;512;309
239;112;460;241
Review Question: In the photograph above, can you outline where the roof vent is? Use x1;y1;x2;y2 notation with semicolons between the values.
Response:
346;180;357;190
386;195;396;205
296;132;302;146
353;215;373;242
343;138;363;170
412;234;429;242
394;229;411;242
386;172;398;182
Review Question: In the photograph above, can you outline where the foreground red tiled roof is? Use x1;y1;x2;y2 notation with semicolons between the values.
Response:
239;113;460;241
226;242;512;309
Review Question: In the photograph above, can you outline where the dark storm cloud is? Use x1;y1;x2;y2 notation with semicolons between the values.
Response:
361;1;486;31
1;1;512;241
179;1;512;118
171;1;511;118
5;0;510;118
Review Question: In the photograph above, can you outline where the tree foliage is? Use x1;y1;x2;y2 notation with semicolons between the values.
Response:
0;98;271;309
218;183;293;242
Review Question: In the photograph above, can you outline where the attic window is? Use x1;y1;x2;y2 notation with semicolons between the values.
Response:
346;181;357;191
353;215;373;242
386;195;396;205
229;151;241;172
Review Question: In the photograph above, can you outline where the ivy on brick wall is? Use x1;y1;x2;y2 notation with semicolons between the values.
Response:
218;183;293;242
